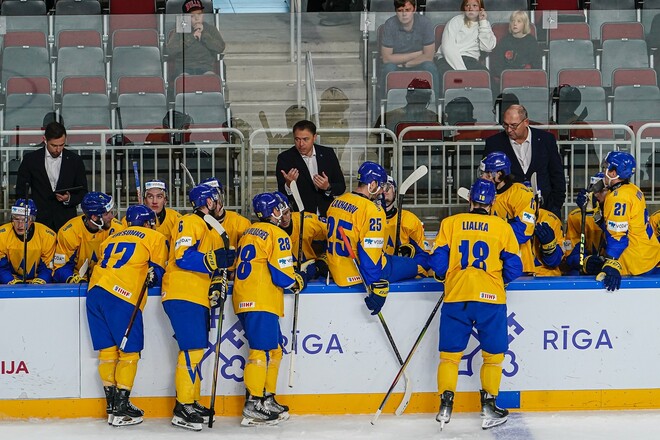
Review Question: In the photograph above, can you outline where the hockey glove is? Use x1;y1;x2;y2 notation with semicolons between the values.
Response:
208;276;228;309
534;222;556;255
66;274;87;284
30;278;46;285
314;254;329;279
582;255;605;275
364;279;389;315
433;273;445;284
576;189;590;210
203;247;236;272
7;278;23;285
300;259;316;281
290;270;307;294
396;243;416;258
596;258;622;291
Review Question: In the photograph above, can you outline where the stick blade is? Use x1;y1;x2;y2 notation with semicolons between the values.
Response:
399;165;428;195
371;408;382;425
457;187;470;202
394;372;413;416
290;180;305;212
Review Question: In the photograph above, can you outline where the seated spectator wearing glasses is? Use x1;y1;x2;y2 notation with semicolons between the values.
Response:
434;0;496;93
484;104;566;218
381;0;439;96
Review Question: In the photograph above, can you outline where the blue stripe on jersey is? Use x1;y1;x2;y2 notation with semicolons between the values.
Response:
539;244;563;269
267;261;296;290
605;230;629;260
429;244;450;279
509;218;533;244
357;243;383;285
501;250;523;285
176;242;212;275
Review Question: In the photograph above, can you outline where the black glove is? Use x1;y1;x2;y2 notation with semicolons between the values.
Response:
208;275;227;308
582;255;605;275
315;254;329;279
204;247;236;272
364;280;389;315
597;259;622;291
396;243;415;258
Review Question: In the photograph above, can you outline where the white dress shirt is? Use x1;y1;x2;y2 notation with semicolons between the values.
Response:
44;149;62;191
509;128;532;174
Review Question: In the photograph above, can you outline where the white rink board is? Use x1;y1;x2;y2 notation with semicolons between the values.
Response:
2;277;660;400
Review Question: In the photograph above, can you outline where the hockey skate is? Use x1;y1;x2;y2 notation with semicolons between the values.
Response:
263;392;290;421
435;390;454;430
480;390;508;429
241;393;280;427
172;401;204;431
193;400;215;424
111;388;144;427
103;386;116;425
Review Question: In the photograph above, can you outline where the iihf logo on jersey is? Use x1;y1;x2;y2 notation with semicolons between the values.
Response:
199;309;344;383
460;311;524;378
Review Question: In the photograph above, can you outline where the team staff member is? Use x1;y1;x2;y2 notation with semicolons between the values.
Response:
480;152;536;274
86;205;168;427
233;193;310;426
595;152;660;291
430;179;522;430
15;121;88;232
0;199;56;284
53;192;124;283
122;179;181;245
161;183;236;432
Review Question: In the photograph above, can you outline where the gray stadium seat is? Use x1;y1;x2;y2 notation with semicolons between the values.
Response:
443;88;495;123
56;47;106;95
588;0;637;42
548;40;595;89
612;85;660;125
111;47;163;93
502;86;550;123
175;92;228;126
601;39;649;87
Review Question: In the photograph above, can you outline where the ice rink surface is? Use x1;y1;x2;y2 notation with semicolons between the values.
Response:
3;411;660;440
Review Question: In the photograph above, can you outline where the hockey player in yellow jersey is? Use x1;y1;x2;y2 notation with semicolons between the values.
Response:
161;183;236;431
594;152;660;291
381;175;430;272
651;209;660;241
201;177;251;275
566;172;607;274
532;208;564;276
430;179;522;430
480;152;536;274
86;205;168;427
233;192;311;426
53;192;124;283
0;199;56;284
121;179;181;245
326;162;420;315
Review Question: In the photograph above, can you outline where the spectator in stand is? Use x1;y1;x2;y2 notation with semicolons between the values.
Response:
167;0;225;77
434;0;496;93
276;120;346;217
374;77;438;133
484;105;566;218
15;122;88;233
490;10;541;87
381;0;439;96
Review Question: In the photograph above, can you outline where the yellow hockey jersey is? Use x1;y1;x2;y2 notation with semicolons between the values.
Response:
289;211;328;262
565;207;605;257
601;182;660;275
491;182;536;273
533;209;564;276
0;222;56;283
650;209;660;240
232;222;297;317
88;227;168;308
326;192;386;287
121;207;181;244
161;212;225;307
383;209;426;255
53;215;125;282
430;212;522;304
221;210;252;272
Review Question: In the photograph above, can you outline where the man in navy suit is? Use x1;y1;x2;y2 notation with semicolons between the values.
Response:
16;122;88;232
484;105;566;218
276;120;346;217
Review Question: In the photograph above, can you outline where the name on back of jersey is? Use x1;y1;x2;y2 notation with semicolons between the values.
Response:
462;221;489;231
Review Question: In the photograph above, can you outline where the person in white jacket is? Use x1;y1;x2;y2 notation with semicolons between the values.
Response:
434;0;496;92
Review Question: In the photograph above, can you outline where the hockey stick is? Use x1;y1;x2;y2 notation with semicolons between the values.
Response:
119;278;149;351
457;187;470;202
579;203;587;269
180;162;196;186
530;172;540;220
371;292;445;425
258;110;277;145
132;161;142;205
337;226;412;416
393;165;428;255
22;182;29;284
78;258;90;279
288;180;305;388
202;214;230;428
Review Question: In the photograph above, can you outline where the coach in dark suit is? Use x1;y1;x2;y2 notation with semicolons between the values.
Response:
484;105;566;218
16;122;88;232
276;120;346;217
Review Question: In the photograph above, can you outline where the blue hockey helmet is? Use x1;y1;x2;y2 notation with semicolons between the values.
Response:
357;161;387;186
272;191;291;212
188;183;219;209
200;177;224;194
480;151;511;176
386;174;397;189
12;198;37;218
603;151;636;180
125;205;156;227
469;178;496;206
81;192;114;217
252;192;279;220
144;179;168;194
